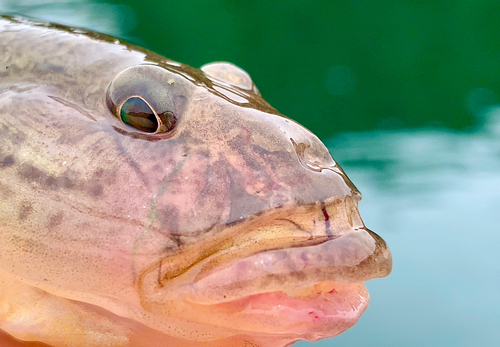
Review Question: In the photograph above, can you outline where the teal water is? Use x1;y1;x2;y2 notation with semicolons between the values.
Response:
4;0;500;138
300;112;500;346
1;1;499;346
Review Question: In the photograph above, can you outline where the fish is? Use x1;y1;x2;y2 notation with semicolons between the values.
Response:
0;16;392;347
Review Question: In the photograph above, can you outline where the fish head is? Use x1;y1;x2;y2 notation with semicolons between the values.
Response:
0;17;391;347
104;62;392;341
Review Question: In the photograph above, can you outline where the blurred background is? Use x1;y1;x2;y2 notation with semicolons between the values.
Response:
1;1;499;346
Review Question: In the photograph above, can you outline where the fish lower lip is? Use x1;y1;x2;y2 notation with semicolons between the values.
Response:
181;281;370;338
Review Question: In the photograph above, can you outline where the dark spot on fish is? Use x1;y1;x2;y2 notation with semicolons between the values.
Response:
18;200;33;221
46;174;74;190
290;271;307;281
321;201;333;238
251;144;287;171
322;205;329;222
61;176;75;189
300;252;309;264
45;176;57;189
47;211;64;229
93;169;116;184
251;144;278;157
241;151;262;171
88;183;103;197
18;164;45;184
37;62;64;74
228;136;262;172
158;206;180;242
265;274;287;286
225;162;263;222
19;164;75;190
0;123;26;143
152;164;163;173
0;155;14;168
6;63;18;71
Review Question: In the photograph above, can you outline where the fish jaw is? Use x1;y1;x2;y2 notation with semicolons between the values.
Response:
169;282;369;341
136;198;392;342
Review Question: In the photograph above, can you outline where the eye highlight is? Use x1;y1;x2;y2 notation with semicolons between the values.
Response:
120;97;158;133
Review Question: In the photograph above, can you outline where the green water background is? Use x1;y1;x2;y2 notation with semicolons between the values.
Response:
4;0;500;138
1;1;499;346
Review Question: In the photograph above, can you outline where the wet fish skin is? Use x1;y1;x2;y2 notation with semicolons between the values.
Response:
0;16;391;347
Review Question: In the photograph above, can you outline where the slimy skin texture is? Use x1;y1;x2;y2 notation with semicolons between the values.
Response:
0;17;392;347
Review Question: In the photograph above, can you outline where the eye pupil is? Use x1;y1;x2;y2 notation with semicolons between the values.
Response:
120;97;158;133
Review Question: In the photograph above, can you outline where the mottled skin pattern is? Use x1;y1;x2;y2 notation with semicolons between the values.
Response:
0;17;391;347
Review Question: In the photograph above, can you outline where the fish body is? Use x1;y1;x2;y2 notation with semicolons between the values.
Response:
0;16;391;347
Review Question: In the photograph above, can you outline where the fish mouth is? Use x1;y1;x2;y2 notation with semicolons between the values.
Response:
137;196;392;339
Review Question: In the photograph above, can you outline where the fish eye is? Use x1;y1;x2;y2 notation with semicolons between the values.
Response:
117;96;178;134
119;97;159;133
107;65;187;135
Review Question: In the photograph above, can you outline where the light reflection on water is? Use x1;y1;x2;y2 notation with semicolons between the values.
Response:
297;113;500;346
0;0;135;36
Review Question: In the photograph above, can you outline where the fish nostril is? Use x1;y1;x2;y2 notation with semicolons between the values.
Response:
290;138;335;172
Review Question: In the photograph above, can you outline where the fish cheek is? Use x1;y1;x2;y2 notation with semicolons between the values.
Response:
155;151;231;240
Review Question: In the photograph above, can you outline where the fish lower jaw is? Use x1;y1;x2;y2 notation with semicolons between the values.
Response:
173;281;370;339
230;281;370;321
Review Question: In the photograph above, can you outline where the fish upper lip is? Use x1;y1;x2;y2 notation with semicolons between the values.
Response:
177;227;391;305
